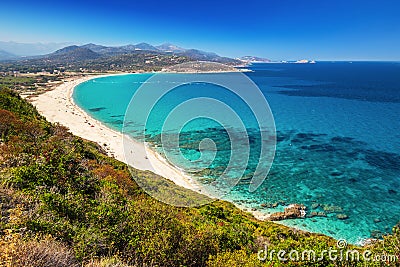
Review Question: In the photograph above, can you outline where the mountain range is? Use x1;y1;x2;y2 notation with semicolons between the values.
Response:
0;42;250;73
0;41;229;59
0;42;274;74
0;41;271;63
0;42;249;73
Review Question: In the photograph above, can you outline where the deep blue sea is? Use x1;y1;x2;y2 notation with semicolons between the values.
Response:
73;62;400;244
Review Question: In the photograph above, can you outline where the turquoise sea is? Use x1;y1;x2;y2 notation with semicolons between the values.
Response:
73;62;400;244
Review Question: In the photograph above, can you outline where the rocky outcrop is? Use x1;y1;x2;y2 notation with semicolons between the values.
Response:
336;214;349;220
268;204;307;221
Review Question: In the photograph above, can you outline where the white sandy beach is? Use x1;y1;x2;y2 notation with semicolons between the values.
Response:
31;74;204;193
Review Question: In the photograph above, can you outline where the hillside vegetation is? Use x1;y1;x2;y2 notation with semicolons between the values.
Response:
0;86;399;266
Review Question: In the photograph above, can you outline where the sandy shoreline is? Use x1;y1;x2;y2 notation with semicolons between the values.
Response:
31;74;205;193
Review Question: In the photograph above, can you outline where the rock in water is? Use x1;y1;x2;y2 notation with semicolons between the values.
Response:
268;204;307;221
336;214;349;220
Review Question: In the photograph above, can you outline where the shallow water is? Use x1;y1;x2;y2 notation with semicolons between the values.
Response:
73;62;400;244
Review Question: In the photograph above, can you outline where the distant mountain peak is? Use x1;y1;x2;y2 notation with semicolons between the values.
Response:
49;46;100;61
53;45;81;54
81;43;108;51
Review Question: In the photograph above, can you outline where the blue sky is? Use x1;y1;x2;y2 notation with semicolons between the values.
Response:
1;0;399;60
